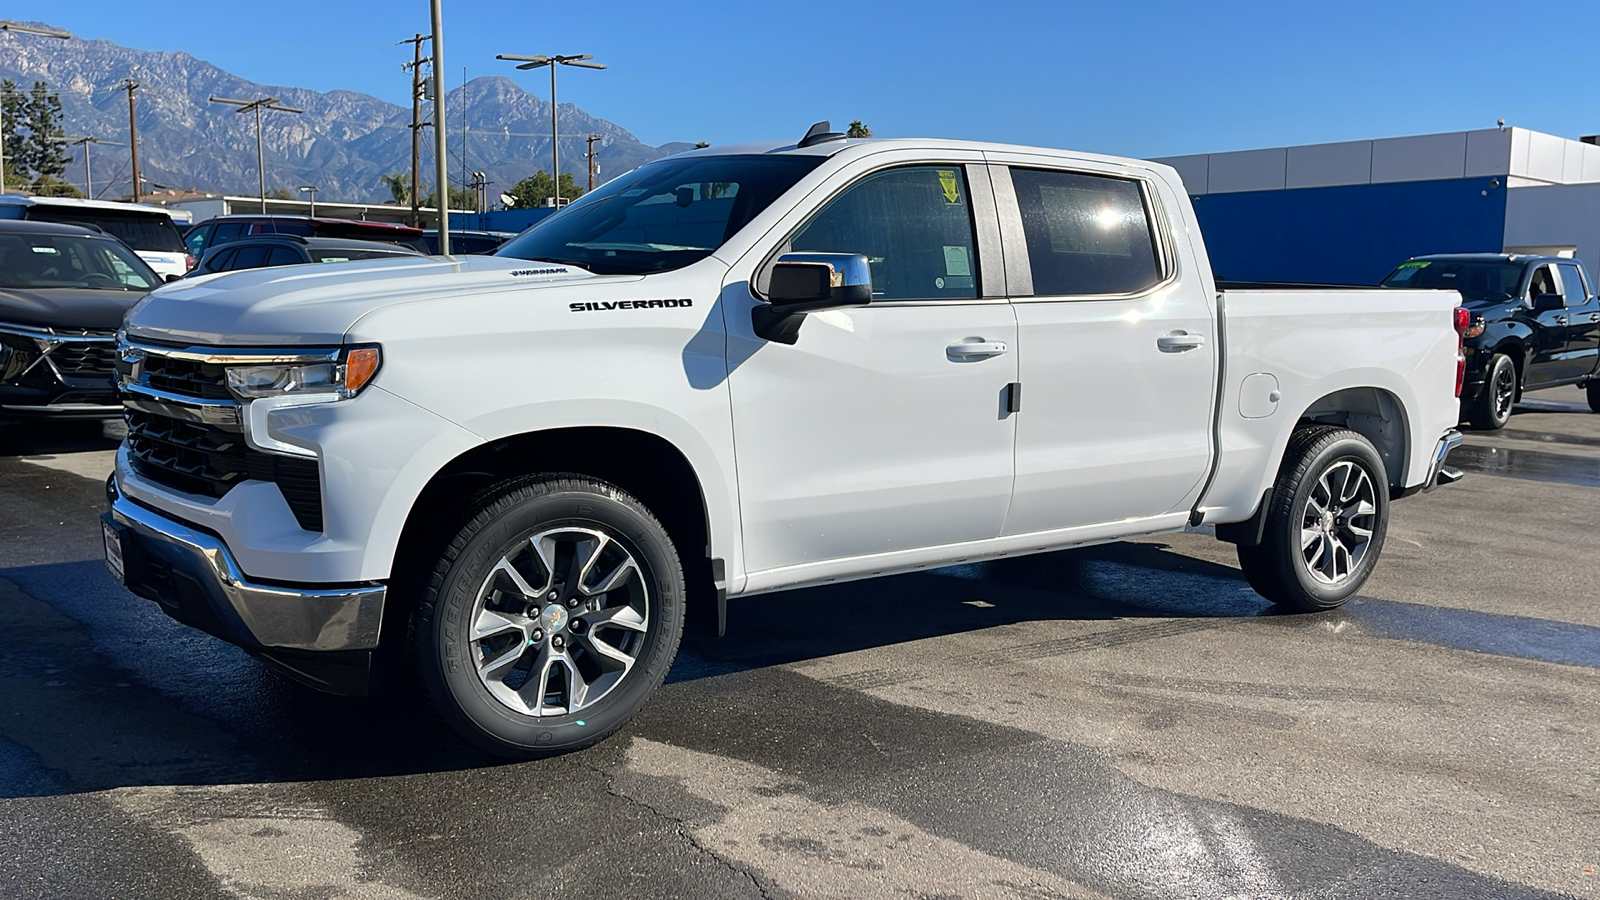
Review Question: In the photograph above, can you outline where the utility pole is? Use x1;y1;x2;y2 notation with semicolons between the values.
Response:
59;136;124;198
0;22;73;195
400;33;430;228
429;0;449;253
208;95;304;213
585;133;601;192
117;79;141;202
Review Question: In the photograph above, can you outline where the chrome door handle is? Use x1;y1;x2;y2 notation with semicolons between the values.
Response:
946;339;1008;360
1590;313;1599;322
1157;331;1207;352
1556;316;1569;325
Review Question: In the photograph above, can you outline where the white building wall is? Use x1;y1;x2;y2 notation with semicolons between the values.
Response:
1504;182;1600;276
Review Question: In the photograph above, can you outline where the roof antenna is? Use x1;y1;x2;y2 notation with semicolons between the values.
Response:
797;120;846;148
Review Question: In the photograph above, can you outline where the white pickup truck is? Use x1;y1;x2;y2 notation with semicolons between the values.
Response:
104;124;1466;757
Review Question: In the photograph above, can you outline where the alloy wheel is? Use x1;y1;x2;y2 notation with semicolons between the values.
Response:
1298;459;1378;586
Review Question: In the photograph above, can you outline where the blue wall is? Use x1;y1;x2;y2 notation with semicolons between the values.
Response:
477;208;557;234
1190;178;1507;285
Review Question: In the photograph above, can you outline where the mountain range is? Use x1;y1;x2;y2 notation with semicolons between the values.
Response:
0;22;692;203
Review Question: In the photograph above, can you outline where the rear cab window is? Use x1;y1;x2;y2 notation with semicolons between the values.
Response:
23;207;185;253
1008;167;1164;297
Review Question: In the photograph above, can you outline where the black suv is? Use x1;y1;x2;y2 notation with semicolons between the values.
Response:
183;215;426;263
190;235;422;277
1382;253;1600;429
0;220;163;419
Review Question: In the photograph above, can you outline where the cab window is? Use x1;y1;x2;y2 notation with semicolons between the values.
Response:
1557;263;1588;304
786;166;979;301
184;224;213;259
1010;168;1163;297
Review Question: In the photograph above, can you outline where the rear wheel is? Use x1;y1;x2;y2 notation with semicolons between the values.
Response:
1586;380;1600;414
1236;426;1389;612
410;475;685;758
1467;353;1516;430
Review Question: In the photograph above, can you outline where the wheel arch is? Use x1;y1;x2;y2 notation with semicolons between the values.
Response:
386;426;719;643
1296;386;1412;494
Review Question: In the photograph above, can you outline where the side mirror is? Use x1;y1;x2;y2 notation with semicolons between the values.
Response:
754;253;872;344
164;273;182;283
1532;292;1564;311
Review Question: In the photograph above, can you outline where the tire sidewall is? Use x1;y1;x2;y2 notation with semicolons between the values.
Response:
1279;436;1389;608
425;483;683;755
1480;354;1515;429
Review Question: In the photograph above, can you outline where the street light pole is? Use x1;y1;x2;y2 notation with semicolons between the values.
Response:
0;22;72;195
59;136;124;198
299;185;318;217
496;53;606;207
208;95;305;213
430;0;450;254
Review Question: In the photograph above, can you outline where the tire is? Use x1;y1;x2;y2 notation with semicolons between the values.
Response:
410;475;685;758
1235;426;1389;612
1467;353;1516;430
1586;380;1600;414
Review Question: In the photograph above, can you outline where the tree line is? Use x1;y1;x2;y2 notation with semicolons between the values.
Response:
2;80;82;197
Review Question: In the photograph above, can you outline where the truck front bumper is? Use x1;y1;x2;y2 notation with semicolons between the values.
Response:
103;478;386;695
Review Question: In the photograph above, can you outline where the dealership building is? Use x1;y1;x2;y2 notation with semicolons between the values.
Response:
1154;127;1600;285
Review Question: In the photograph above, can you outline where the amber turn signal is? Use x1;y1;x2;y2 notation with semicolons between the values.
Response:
343;347;381;396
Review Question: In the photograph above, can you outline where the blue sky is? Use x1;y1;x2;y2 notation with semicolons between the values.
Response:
19;0;1600;157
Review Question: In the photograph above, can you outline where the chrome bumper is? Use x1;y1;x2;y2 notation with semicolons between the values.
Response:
105;481;385;652
1422;428;1465;492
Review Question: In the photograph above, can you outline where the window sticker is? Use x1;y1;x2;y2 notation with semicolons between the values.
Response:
943;245;971;277
937;170;961;204
1396;261;1430;269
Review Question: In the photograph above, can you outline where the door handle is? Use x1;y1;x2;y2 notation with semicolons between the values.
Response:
1157;331;1207;352
946;339;1008;360
1590;313;1599;322
1556;316;1569;325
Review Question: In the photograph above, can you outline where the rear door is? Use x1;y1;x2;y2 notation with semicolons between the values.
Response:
1556;262;1600;381
987;155;1216;534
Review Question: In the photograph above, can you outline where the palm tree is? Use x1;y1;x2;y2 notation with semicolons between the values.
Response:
380;172;411;205
846;120;872;138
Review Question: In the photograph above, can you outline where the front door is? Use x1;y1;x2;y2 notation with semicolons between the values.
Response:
988;159;1217;535
1523;263;1569;387
725;159;1018;578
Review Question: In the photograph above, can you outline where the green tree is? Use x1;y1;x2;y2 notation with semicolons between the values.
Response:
28;174;83;198
693;140;710;149
380;172;413;205
266;187;295;201
846;120;872;138
382;173;475;209
1;80;26;186
506;170;583;208
19;82;68;181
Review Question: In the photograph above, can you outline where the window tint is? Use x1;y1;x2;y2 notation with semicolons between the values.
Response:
267;247;304;267
228;245;271;270
211;222;248;245
1382;260;1524;301
184;224;212;258
1557;263;1588;303
24;209;186;252
1010;168;1162;297
1529;265;1557;299
787;166;979;301
267;220;315;236
202;248;236;272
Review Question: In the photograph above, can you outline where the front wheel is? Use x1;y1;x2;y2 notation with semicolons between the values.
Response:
1236;426;1389;612
410;475;685;758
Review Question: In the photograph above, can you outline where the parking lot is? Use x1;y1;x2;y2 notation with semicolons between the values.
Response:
0;389;1596;900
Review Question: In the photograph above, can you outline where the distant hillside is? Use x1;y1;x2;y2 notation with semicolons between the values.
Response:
0;23;683;203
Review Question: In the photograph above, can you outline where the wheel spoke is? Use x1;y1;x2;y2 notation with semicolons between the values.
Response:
585;602;648;632
581;555;640;597
473;607;528;642
477;640;527;680
1301;527;1322;551
572;534;611;592
491;556;542;600
1305;533;1326;570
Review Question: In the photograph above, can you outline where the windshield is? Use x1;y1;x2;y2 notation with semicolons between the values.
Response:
0;232;161;291
497;155;826;274
23;208;186;253
1381;259;1523;302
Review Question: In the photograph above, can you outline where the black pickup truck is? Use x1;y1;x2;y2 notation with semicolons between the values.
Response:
1382;253;1600;429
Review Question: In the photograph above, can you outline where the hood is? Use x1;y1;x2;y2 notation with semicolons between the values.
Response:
0;286;147;331
124;255;617;346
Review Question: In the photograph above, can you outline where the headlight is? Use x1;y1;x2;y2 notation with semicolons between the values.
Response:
225;346;381;400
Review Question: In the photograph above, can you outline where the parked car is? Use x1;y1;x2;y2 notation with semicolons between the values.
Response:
1381;253;1600;428
189;234;423;277
418;229;516;255
0;195;190;280
0;220;161;419
105;127;1467;758
183;215;426;263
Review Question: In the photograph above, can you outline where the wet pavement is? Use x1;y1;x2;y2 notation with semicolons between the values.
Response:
0;396;1597;899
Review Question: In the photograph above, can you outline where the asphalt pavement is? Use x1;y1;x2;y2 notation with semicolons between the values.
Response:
1;389;1596;900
